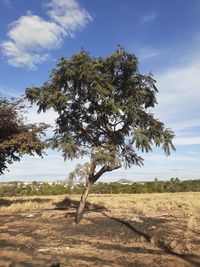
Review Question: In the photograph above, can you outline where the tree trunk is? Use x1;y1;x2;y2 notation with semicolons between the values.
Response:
74;161;121;224
75;182;92;224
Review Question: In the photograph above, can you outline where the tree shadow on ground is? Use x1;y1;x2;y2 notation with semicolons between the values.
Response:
0;198;11;206
55;196;110;214
0;197;52;207
108;215;200;267
0;257;34;267
56;197;200;267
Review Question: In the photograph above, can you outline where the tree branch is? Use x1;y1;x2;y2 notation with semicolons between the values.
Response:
93;163;121;184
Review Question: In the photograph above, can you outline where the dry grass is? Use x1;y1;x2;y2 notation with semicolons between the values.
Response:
1;192;199;233
0;195;58;213
89;193;200;234
1;192;200;217
0;193;200;267
85;192;200;218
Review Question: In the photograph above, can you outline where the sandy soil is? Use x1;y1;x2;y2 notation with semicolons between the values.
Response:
0;194;200;267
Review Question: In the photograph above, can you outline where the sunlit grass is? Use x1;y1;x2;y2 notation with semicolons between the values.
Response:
1;193;200;233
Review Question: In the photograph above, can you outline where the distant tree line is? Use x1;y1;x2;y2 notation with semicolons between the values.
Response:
0;178;200;197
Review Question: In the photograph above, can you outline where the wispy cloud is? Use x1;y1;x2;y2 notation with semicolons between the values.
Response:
46;0;92;36
137;46;163;60
170;119;200;133
1;151;87;182
1;0;92;69
25;105;57;138
174;136;200;146
189;151;200;156
0;86;20;97
1;0;12;8
140;12;157;24
143;153;200;162
154;56;200;145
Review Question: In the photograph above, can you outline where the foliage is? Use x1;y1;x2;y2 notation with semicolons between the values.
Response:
26;47;176;223
0;97;48;174
68;163;90;184
26;47;175;186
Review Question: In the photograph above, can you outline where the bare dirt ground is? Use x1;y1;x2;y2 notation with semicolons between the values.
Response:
0;193;200;267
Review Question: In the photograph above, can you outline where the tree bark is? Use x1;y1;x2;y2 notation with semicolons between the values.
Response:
75;182;92;224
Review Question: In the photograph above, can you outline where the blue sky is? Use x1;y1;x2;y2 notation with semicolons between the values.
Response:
0;0;200;182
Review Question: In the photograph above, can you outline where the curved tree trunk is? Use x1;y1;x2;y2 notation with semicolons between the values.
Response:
75;182;92;224
74;161;121;224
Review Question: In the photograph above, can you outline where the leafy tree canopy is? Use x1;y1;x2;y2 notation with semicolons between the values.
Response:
0;97;48;174
26;47;175;222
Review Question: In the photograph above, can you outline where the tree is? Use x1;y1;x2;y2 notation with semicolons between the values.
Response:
26;47;175;223
0;97;48;174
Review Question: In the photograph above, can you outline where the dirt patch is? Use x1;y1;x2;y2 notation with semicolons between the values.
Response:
0;194;200;267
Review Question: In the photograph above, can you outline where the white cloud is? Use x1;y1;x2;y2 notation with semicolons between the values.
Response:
1;40;49;69
25;105;57;138
26;105;57;126
140;13;157;24
156;62;200;117
1;0;92;69
47;0;92;36
154;59;200;145
1;13;62;69
8;14;63;51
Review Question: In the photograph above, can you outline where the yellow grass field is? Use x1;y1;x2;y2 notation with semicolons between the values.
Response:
0;193;200;267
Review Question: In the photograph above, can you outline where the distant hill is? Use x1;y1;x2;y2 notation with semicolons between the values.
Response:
115;179;148;184
116;178;133;184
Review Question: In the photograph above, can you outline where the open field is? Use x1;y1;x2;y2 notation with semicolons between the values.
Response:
0;193;200;267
